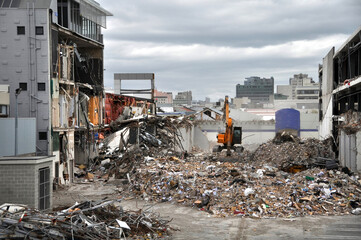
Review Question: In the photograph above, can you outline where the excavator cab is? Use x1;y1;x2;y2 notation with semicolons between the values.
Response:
233;127;242;144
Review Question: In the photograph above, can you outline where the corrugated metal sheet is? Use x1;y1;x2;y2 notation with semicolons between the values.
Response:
340;130;358;172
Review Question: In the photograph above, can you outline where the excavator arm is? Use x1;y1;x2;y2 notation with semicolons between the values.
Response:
214;96;243;156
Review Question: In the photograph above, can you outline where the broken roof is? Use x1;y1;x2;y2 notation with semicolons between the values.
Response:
334;25;361;57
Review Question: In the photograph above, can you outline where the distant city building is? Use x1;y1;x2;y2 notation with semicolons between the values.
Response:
154;89;173;104
173;91;192;106
236;76;274;104
233;97;251;109
276;73;319;101
289;74;319;99
274;93;288;100
295;86;319;100
274;74;320;110
276;85;292;99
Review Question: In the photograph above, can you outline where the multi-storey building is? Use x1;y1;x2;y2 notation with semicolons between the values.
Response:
174;91;192;106
295;86;319;100
236;76;274;104
289;74;319;99
0;0;111;184
154;89;173;105
319;25;361;173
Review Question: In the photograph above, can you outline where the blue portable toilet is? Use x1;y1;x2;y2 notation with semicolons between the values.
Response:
275;108;300;136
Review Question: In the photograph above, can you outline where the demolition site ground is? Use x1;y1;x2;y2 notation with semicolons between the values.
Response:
49;116;361;239
3;116;360;239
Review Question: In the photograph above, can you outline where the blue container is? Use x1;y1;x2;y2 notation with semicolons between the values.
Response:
275;108;300;136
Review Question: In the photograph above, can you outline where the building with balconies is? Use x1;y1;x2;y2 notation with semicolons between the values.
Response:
0;0;111;185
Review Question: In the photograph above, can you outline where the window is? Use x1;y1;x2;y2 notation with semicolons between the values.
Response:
0;105;8;115
35;26;44;35
39;132;48;140
38;83;45;91
39;167;50;210
57;0;68;28
17;26;25;35
19;82;27;91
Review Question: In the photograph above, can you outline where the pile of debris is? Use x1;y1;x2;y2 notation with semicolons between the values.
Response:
90;132;361;218
115;152;361;218
249;134;335;172
338;110;361;135
76;115;191;182
74;118;361;219
0;200;172;239
99;115;191;157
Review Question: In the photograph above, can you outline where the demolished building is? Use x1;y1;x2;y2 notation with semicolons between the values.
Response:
319;25;361;173
0;0;112;184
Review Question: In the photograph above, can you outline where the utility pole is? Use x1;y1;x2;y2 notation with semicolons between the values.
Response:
15;88;22;156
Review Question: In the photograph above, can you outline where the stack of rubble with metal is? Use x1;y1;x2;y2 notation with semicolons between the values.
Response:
0;200;172;239
338;110;361;134
75;115;192;182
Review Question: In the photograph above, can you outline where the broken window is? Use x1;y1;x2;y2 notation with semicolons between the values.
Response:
39;132;48;141
38;83;46;91
35;26;44;35
19;82;27;91
0;105;7;115
17;26;25;35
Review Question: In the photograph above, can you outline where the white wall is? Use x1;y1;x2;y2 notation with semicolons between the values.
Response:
0;118;36;156
177;127;194;152
319;47;335;139
319;96;333;139
300;112;319;139
196;120;275;145
193;127;211;152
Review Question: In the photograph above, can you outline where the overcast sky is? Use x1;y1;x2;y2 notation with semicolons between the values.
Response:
97;0;361;101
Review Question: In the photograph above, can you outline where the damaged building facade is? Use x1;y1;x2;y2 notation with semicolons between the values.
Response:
0;0;111;184
319;25;361;173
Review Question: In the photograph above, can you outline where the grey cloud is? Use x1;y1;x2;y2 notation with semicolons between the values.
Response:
101;0;361;47
98;0;361;100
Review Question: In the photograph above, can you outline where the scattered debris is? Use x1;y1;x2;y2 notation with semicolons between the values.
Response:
0;200;172;239
71;122;361;220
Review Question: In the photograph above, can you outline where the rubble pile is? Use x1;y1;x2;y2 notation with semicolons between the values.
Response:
77;115;192;181
99;115;191;158
250;135;335;171
75;120;361;220
0;200;172;239
118;153;361;218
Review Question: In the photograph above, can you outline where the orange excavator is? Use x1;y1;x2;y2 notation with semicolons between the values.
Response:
213;96;243;156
